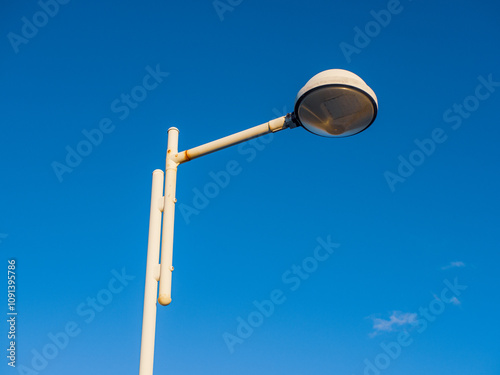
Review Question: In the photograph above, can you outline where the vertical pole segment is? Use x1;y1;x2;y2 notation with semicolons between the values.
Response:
139;169;164;375
158;127;179;306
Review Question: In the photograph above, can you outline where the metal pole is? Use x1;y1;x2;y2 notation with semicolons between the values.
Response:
173;116;287;164
139;169;164;375
158;127;179;306
139;119;295;373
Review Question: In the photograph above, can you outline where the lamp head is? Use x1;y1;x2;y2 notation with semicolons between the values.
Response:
294;69;378;137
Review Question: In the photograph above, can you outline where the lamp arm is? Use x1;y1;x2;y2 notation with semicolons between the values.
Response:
172;114;298;164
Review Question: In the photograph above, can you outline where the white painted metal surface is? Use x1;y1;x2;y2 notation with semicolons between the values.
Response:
138;68;378;375
158;127;179;306
139;169;164;375
173;116;286;164
295;69;378;107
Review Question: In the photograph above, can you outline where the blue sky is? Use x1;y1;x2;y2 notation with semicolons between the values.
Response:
1;0;499;374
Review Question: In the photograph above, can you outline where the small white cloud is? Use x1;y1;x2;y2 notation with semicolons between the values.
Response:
370;311;418;337
441;261;466;270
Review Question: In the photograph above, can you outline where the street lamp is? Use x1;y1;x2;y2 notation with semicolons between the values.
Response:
295;69;378;137
139;69;378;375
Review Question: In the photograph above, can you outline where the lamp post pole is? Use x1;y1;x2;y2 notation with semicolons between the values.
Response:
158;127;179;306
139;169;163;375
139;116;291;375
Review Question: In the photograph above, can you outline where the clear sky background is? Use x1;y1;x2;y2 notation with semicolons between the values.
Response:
1;0;499;374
